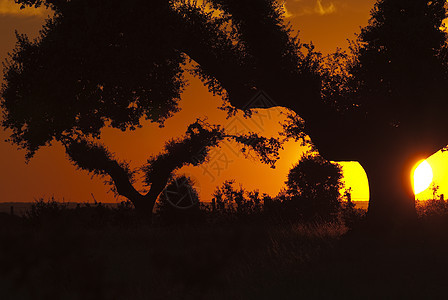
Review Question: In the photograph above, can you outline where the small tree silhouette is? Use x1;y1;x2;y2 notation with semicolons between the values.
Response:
285;153;344;220
63;120;281;220
155;175;203;225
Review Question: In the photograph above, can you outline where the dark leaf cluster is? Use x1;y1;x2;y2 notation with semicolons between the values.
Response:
284;153;344;220
2;1;187;157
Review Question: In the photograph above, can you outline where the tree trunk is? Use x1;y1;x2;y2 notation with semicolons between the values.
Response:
360;152;418;230
131;175;171;223
132;196;156;223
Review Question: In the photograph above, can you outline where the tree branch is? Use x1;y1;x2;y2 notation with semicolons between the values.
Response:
63;138;145;205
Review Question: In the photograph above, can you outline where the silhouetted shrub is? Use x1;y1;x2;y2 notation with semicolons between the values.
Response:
210;180;264;222
414;198;448;231
416;198;448;219
257;153;350;224
283;153;344;221
338;191;366;227
155;175;204;226
23;197;141;228
25;197;69;227
207;172;359;225
260;190;289;223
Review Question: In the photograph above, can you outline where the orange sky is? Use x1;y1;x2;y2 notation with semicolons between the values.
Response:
3;0;445;204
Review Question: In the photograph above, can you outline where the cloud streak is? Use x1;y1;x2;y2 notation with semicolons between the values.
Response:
315;0;336;15
283;0;337;18
282;3;294;18
0;0;47;17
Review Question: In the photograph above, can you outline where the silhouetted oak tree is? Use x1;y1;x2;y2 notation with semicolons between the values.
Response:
1;1;282;219
3;0;447;226
62;120;281;219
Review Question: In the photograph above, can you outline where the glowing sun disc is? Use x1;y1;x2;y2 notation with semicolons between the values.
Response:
413;160;433;194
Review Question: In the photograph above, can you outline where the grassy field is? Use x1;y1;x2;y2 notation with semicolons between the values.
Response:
0;201;370;216
1;201;448;299
0;202;120;216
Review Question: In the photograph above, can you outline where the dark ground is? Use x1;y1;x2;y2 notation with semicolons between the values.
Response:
1;210;448;300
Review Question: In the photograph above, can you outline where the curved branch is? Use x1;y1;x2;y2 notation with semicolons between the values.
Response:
168;3;255;104
63;138;145;206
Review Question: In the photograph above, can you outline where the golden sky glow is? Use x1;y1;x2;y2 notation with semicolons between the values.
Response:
0;0;48;16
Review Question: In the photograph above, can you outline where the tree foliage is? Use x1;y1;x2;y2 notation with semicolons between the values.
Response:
304;0;448;224
2;0;317;161
301;0;448;162
350;0;448;131
285;154;343;220
2;1;187;159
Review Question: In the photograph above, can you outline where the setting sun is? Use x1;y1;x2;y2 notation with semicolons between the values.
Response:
413;160;433;195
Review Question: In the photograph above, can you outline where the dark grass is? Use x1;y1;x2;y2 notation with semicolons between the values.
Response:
1;200;448;299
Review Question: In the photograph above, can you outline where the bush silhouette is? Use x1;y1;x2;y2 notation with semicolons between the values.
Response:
23;197;142;228
211;180;264;222
25;197;69;227
284;153;344;221
155;175;204;226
